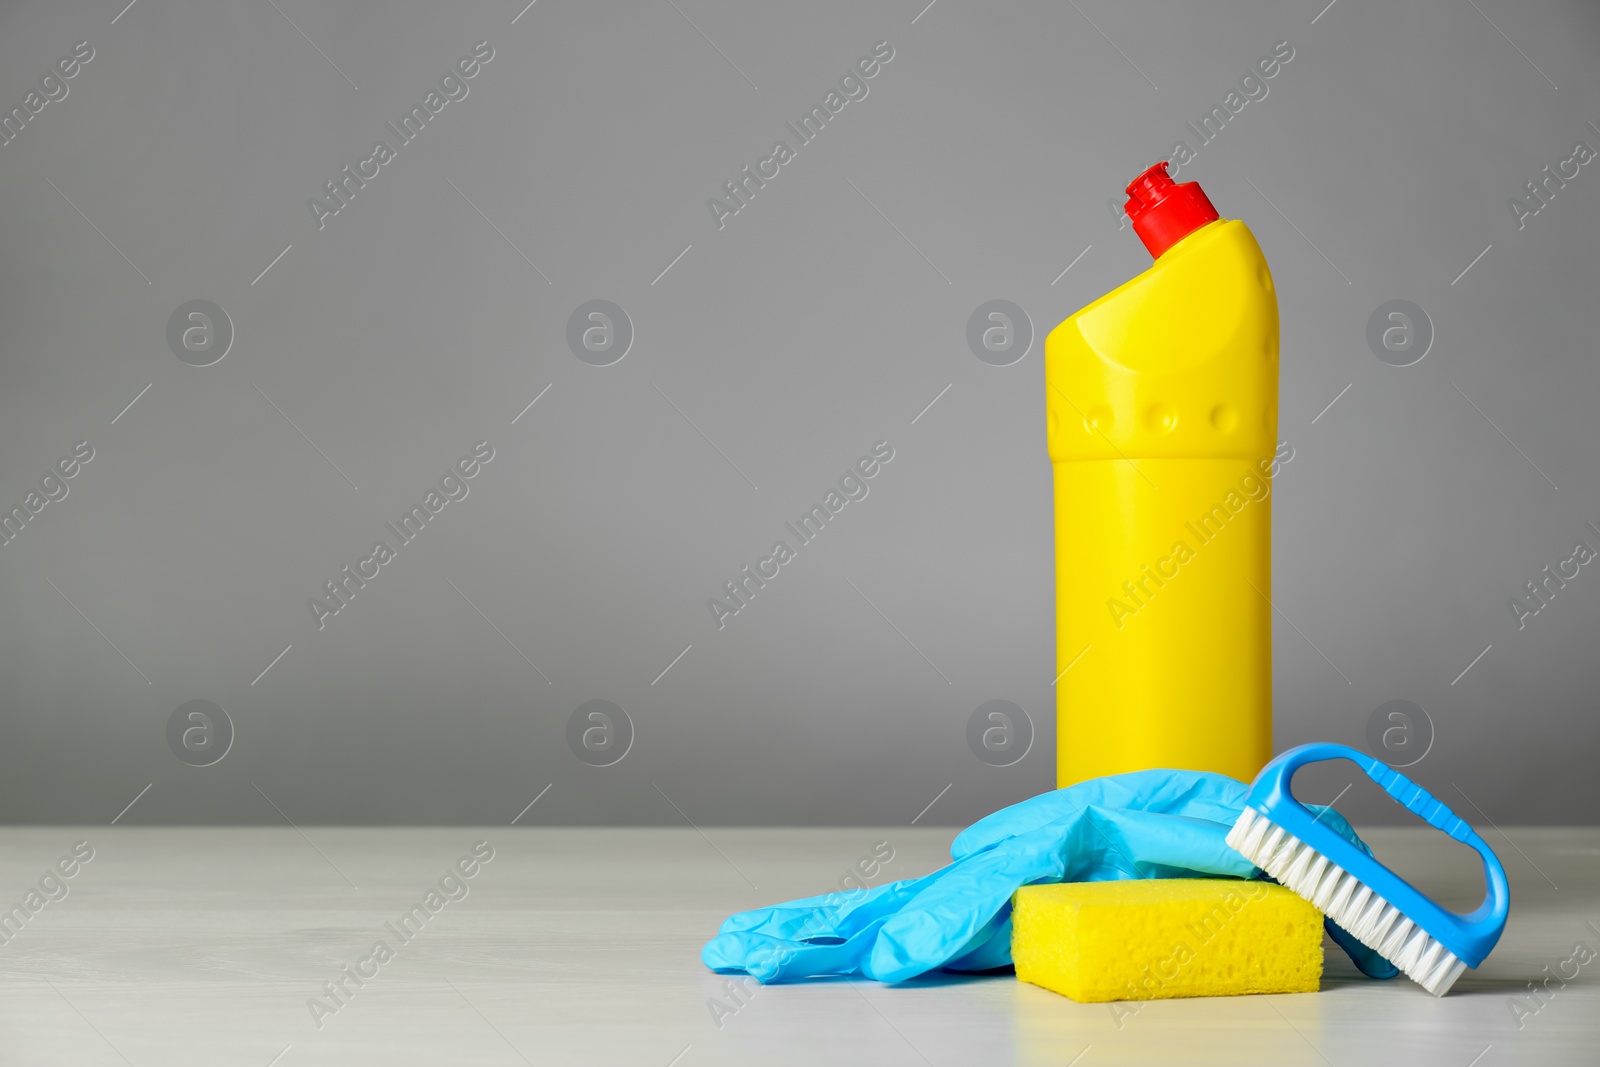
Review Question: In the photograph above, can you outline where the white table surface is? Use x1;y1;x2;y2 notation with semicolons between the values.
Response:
0;826;1592;1066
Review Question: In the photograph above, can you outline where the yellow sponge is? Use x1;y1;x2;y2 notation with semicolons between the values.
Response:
1012;879;1322;1002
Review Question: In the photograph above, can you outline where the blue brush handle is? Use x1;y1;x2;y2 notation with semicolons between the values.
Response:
1245;742;1509;967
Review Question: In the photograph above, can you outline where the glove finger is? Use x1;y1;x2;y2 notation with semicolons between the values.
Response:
714;874;938;940
1090;809;1258;880
942;915;1015;973
953;769;1249;860
703;921;889;983
868;905;1016;982
1324;917;1401;978
716;882;892;934
704;874;951;983
867;826;1075;982
702;931;843;981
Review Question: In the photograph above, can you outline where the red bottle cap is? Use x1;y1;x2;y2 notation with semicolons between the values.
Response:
1124;162;1220;259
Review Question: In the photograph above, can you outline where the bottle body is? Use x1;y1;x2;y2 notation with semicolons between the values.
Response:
1046;218;1279;787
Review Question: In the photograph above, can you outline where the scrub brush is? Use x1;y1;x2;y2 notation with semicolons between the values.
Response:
1225;743;1509;996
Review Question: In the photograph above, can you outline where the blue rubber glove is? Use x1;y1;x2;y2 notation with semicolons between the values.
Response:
702;769;1399;984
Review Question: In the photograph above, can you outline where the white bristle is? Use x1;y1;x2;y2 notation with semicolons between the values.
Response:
1282;843;1317;886
1309;862;1344;911
1238;809;1271;856
1354;893;1392;942
1369;915;1408;953
1226;808;1467;996
1346;885;1375;931
1260;824;1287;861
1391;926;1429;971
1413;939;1446;977
1324;870;1358;916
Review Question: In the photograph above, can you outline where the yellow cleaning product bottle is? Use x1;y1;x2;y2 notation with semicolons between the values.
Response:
1047;163;1280;787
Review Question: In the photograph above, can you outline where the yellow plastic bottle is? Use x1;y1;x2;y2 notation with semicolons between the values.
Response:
1046;163;1279;788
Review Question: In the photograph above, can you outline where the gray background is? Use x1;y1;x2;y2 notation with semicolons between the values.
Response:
1;0;1596;827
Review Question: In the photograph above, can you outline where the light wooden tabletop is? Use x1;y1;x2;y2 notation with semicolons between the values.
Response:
0;826;1592;1065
